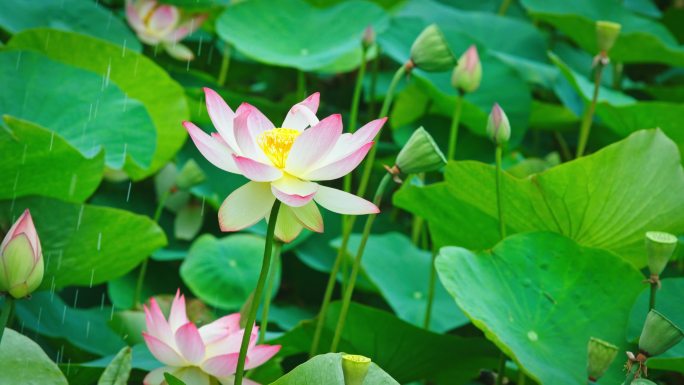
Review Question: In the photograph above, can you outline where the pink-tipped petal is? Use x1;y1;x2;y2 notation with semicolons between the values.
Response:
282;93;320;131
163;42;194;61
245;345;281;370
201;353;241;378
233;104;273;164
305;142;374;181
168;290;189;332
286;114;343;176
183;121;240;174
175;322;206;364
314;186;379;215
125;2;145;32
218;182;275;232
323;117;385;165
2;209;40;257
164;14;208;43
291;201;324;233
199;314;241;344
273;206;304;243
233;155;282;182
203;88;238;151
143;332;186;366
204;328;245;358
145;298;175;344
270;176;318;207
148;5;179;35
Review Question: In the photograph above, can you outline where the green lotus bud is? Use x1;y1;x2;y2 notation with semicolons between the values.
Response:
586;337;618;381
341;354;371;385
639;310;684;357
410;24;456;72
175;159;206;190
0;210;44;299
645;231;677;276
395;127;446;174
631;379;657;385
487;103;510;145
451;45;482;93
596;21;621;53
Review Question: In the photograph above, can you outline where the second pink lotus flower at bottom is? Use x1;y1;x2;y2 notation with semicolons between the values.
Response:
143;291;280;385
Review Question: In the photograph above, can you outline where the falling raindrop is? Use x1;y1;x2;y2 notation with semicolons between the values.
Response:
44;31;51;49
66;359;71;376
49;276;56;302
21;143;28;164
200;197;206;216
49;131;55;151
103;59;112;89
207;43;215;64
76;204;85;230
35;307;43;336
13;171;20;192
73;289;79;308
123;94;129;112
122;39;128;57
68;173;78;197
197;36;204;57
86;320;91;339
97;232;102;251
126;181;133;202
100;293;106;310
14;51;22;70
89;268;95;288
110;305;115;321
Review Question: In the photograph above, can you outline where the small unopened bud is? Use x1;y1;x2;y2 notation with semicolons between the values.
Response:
362;26;375;49
409;24;456;72
175;159;206;190
587;337;618;381
639;310;684;357
487;103;510;145
451;45;482;93
596;21;621;53
341;354;371;385
0;210;44;299
645;231;677;277
395;127;446;174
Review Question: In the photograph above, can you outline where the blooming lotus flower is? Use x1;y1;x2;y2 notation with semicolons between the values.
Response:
143;291;280;385
126;0;207;61
0;209;43;299
183;89;384;242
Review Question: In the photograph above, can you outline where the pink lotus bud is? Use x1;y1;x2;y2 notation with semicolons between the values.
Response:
0;210;44;299
451;45;482;93
487;103;511;145
362;26;375;49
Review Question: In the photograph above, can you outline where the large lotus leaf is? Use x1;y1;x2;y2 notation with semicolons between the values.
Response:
0;0;141;51
437;232;644;385
14;292;125;357
0;328;68;385
521;0;684;66
0;51;156;171
180;234;280;310
335;232;468;332
627;278;684;373
271;353;398;385
216;0;388;71
0;116;104;202
7;29;189;179
394;129;684;267
276;302;499;384
0;196;167;289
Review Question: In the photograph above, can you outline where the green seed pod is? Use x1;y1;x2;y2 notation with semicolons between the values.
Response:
410;24;456;72
175;159;206;190
451;45;482;93
639;310;684;357
486;103;511;145
395;127;446;174
645;231;677;276
586;337;618;381
596;20;621;53
341;354;371;385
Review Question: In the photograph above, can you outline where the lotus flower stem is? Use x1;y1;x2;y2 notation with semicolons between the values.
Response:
368;46;381;118
343;43;370;192
447;91;464;160
217;43;231;87
518;372;527;384
297;70;307;101
259;241;282;344
235;200;281;385
330;172;393;352
576;62;605;158
495;353;507;385
495;145;506;239
0;296;14;344
498;0;512;15
649;281;657;311
134;189;171;308
423;246;437;329
622;366;635;385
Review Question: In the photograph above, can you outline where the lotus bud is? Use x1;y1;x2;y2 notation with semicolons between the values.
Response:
175;159;206;190
341;354;371;385
362;26;375;49
409;24;456;72
631;379;657;385
0;210;44;299
645;231;677;277
596;21;621;54
395;127;446;175
586;337;618;381
639;310;684;357
487;103;511;145
451;45;482;93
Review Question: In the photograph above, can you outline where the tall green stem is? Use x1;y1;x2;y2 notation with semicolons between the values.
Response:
423;247;437;329
259;242;282;344
343;45;369;193
498;0;512;15
234;201;281;385
368;46;381;118
495;353;507;385
297;70;307;101
217;44;231;87
649;280;657;311
495;145;506;240
134;189;171;308
447;91;464;161
0;297;15;344
576;62;605;158
330;173;393;352
622;366;635;385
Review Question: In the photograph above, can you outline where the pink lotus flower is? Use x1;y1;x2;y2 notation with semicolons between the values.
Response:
126;0;207;61
143;291;280;385
0;209;44;299
183;89;384;242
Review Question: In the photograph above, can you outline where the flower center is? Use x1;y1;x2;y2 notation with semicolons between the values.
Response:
257;128;300;169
